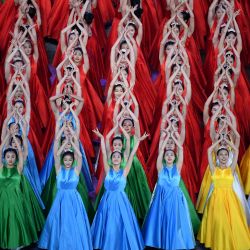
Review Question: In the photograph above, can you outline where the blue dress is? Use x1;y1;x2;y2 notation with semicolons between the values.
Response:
142;165;195;250
38;168;92;250
40;142;93;192
91;169;144;250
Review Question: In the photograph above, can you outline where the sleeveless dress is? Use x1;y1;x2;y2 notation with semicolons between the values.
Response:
95;136;152;223
0;166;44;249
142;165;196;250
41;164;94;220
39;168;93;250
92;169;144;250
198;168;250;250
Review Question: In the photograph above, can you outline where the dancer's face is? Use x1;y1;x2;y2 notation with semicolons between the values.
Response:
211;104;219;115
9;123;19;134
217;149;229;166
5;152;17;166
122;120;133;134
126;25;136;38
111;152;122;165
63;155;74;169
11;137;21;149
112;139;123;151
120;43;129;52
171;23;180;35
14;102;24;114
219;88;229;101
68;33;77;45
225;33;236;45
63;84;73;95
23;41;32;56
113;85;124;100
61;138;72;151
15;86;24;98
175;55;183;65
215;6;224;19
73;50;83;64
164;150;175;165
166;138;175;150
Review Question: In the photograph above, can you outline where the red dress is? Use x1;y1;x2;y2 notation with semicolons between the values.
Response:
29;57;50;133
96;0;115;25
203;22;218;96
140;0;159;61
234;0;250;65
153;0;169;23
193;0;208;50
148;17;168;73
47;0;69;40
53;36;105;100
0;0;18;61
37;0;52;36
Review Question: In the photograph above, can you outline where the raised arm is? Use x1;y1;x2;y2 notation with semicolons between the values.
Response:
105;123;119;157
208;137;223;174
172;133;183;171
123;133;149;177
157;133;170;172
71;139;82;175
93;128;110;174
14;136;24;174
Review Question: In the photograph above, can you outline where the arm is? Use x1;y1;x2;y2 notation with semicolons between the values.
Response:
14;136;24;174
105;123;119;157
172;134;183;172
119;122;130;162
93;128;110;174
131;8;143;45
157;133;170;172
71;139;82;175
123;133;149;177
208;137;223;174
0;134;11;169
224;137;238;171
208;0;219;28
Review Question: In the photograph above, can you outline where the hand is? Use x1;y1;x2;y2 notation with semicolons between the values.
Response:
233;9;240;18
92;128;103;138
137;132;149;141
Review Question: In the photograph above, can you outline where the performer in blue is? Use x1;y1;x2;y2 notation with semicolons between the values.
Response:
40;101;94;218
39;134;92;250
40;97;94;193
92;128;148;250
142;132;196;250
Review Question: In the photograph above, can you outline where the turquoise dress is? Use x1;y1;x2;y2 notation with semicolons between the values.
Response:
92;169;144;250
39;168;92;250
142;165;196;250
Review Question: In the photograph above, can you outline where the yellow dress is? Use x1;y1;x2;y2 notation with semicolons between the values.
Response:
198;168;250;250
196;153;243;214
240;145;250;194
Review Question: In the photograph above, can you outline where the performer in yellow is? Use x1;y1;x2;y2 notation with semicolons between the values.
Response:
198;136;250;250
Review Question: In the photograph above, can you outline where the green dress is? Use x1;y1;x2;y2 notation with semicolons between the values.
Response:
41;166;94;222
95;136;151;223
0;166;44;249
